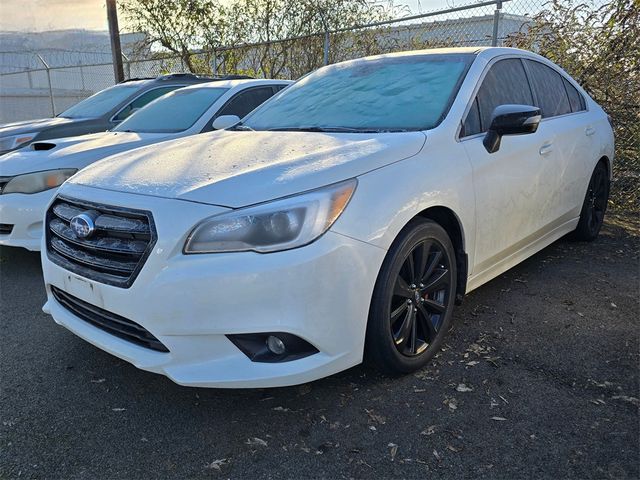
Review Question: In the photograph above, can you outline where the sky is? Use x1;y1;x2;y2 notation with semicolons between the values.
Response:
0;0;455;33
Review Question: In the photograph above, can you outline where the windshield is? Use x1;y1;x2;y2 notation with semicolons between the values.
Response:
114;87;229;133
60;84;139;119
243;54;473;132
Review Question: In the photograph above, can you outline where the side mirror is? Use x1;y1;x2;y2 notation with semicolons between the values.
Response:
212;115;241;130
483;104;541;154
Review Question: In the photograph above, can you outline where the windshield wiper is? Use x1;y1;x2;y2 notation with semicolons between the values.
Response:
231;122;253;131
267;126;383;133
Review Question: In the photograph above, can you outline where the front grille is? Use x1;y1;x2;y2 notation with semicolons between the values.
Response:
51;286;169;352
0;223;14;234
46;196;157;288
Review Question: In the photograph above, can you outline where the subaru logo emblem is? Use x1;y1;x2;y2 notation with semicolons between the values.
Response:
70;212;97;239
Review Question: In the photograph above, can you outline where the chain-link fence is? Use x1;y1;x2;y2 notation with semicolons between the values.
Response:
0;0;636;211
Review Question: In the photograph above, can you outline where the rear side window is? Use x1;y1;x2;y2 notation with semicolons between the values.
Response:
113;86;180;122
562;77;586;112
217;87;276;119
463;58;534;136
525;60;571;118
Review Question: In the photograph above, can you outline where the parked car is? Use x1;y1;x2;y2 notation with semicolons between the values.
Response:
40;47;613;388
0;79;291;251
0;73;248;156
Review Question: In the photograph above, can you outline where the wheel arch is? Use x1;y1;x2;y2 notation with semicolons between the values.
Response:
598;155;612;180
415;206;468;305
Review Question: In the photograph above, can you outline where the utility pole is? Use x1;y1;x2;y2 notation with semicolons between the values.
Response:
106;0;125;83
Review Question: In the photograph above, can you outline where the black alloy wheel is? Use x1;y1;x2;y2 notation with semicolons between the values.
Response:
574;161;610;241
391;239;451;356
366;219;457;374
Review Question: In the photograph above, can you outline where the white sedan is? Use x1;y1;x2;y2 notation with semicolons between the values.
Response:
0;78;291;250
41;47;613;388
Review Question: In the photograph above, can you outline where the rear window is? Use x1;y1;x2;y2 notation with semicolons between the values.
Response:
525;60;571;118
563;77;586;113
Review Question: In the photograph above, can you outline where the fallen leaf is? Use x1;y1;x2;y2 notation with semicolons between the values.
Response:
388;443;398;461
365;409;386;425
111;408;126;412
91;378;106;383
420;425;436;436
456;383;473;392
246;437;268;447
433;449;442;461
491;417;507;421
611;395;640;406
204;459;229;471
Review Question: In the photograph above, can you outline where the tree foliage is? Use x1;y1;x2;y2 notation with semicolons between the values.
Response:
120;0;408;77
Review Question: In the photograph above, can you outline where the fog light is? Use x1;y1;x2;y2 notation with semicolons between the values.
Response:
227;332;319;363
266;335;286;355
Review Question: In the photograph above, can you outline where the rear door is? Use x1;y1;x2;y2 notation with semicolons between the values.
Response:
524;59;593;217
461;57;559;275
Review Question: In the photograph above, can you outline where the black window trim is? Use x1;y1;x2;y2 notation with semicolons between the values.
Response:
522;58;588;120
109;84;189;123
457;54;589;142
457;54;534;141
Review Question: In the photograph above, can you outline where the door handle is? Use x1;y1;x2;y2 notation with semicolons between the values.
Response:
585;127;596;136
539;143;553;156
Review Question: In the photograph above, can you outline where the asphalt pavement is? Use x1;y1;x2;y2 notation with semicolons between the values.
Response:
1;216;638;479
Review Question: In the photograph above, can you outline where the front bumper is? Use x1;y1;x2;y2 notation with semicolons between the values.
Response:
0;188;56;251
42;184;386;388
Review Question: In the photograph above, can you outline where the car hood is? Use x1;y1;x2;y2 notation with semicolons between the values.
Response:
68;130;427;208
0;131;169;176
0;117;78;137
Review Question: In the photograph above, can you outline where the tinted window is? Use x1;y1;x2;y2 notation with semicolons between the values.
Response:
525;60;571;118
217;87;276;119
59;84;138;118
244;54;474;131
113;86;181;122
562;77;586;112
462;98;481;137
466;58;534;136
114;87;229;133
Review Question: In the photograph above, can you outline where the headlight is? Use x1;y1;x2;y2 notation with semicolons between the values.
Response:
0;132;37;152
2;169;78;195
184;179;357;254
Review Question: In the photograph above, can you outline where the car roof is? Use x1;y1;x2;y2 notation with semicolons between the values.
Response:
177;78;293;91
118;73;255;88
331;46;539;65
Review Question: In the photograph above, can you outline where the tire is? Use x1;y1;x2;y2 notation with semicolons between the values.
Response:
365;218;457;374
573;161;610;241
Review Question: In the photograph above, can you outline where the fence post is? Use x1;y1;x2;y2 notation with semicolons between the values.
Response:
491;0;503;47
36;53;55;117
323;30;330;66
212;49;218;75
122;53;131;80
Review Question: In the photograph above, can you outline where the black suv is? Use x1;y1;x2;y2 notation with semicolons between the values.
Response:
0;73;250;155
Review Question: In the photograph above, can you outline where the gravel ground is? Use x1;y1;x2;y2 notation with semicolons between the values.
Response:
1;216;638;479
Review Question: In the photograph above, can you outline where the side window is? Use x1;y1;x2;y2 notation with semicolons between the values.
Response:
112;86;180;122
562;77;586;113
217;87;276;119
462;98;481;137
463;58;534;137
525;60;571;118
